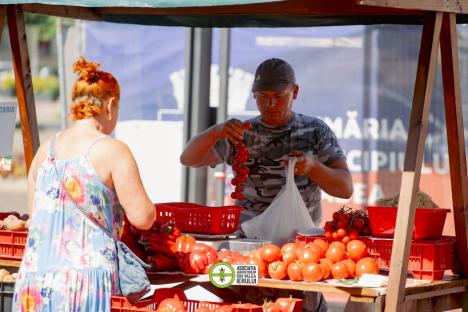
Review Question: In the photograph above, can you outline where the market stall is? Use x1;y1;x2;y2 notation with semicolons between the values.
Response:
0;0;467;311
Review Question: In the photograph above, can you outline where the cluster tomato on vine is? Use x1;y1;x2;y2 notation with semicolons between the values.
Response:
323;206;371;243
230;121;251;200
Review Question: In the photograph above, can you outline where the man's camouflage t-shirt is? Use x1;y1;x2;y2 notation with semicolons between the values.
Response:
213;112;346;225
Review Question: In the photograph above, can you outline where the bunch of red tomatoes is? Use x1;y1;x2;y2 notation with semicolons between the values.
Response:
323;206;371;244
230;121;251;200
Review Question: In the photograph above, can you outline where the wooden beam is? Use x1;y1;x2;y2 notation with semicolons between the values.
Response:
97;0;422;16
384;12;443;312
440;12;468;278
7;5;39;172
358;0;468;14
22;3;100;21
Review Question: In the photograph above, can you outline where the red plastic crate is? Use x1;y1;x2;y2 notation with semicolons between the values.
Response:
111;288;263;312
155;202;244;235
366;206;450;240
365;236;455;280
0;230;27;260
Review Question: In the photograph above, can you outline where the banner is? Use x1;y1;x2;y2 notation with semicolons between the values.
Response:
0;101;17;171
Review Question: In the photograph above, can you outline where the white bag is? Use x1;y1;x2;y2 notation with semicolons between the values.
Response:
241;158;315;245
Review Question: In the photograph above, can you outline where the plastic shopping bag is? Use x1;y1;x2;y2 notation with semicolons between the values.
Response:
241;158;315;245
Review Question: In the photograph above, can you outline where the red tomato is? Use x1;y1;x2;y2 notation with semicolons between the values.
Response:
294;245;306;259
175;235;196;253
341;236;350;244
248;248;263;261
325;245;345;263
332;211;341;222
305;242;324;258
280;242;297;255
189;252;208;274
329;241;346;251
313;239;328;255
346;240;368;262
355;257;379;277
325;231;332;240
318;260;331;279
156;295;186;312
298;248;320;264
281;251;297;266
287;262;303;281
262;301;281;312
349;230;359;241
275;298;303;312
341;259;356;278
331;262;350;279
336;228;347;238
261;244;282;263
247;257;267;278
331;231;339;240
268;261;287;280
302;263;323;282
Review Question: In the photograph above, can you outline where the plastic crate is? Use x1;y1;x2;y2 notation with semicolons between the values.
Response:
0;230;27;260
215;239;272;253
366;206;451;240
366;236;455;280
0;282;14;312
155;203;244;235
111;288;262;312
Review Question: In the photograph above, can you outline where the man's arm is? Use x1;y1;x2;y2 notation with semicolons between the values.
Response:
180;118;244;168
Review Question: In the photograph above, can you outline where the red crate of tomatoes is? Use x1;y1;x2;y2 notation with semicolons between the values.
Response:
111;288;264;312
155;202;243;235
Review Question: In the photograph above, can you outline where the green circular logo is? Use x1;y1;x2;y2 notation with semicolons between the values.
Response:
209;262;235;288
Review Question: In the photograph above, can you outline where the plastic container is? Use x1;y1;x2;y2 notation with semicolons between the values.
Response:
366;206;450;240
0;282;14;312
214;239;272;253
111;288;263;312
155;202;244;235
0;230;27;260
366;236;455;280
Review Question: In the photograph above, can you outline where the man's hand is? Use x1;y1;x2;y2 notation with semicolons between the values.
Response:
214;118;245;145
286;150;316;176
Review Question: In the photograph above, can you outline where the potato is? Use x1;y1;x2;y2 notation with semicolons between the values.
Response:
5;219;26;231
3;275;15;282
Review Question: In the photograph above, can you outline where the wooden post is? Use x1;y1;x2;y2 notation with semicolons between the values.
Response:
440;12;468;278
7;5;39;172
384;12;443;311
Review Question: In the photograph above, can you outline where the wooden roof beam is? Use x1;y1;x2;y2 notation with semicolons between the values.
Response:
359;0;468;14
21;3;100;21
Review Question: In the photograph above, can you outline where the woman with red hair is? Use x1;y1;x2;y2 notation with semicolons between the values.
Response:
13;57;155;311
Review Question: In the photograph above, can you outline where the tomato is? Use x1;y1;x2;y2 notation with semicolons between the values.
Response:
302;262;323;282
336;228;347;238
298;248;320;264
280;242;297;255
355;257;379;277
325;245;345;263
341;259;356;278
294;245;305;259
275;298;303;312
156;295;186;312
325;231;332;240
175;235;196;253
331;262;350;279
268;261;287;280
341;236;350;244
323;221;335;232
305;242;324;258
346;240;368;262
262;301;281;312
247;257;267;278
332;231;339;240
261;244;282;263
313;239;328;255
349;230;359;241
353;219;365;230
362;226;371;236
189;252;208;274
329;241;346;251
332;211;341;222
281;251;297;266
191;243;215;254
287;262;303;281
248;248;263;261
318;261;331;279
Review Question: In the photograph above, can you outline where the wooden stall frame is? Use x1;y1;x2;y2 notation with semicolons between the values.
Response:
1;1;468;311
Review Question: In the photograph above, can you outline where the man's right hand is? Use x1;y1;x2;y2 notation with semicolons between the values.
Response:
214;118;245;145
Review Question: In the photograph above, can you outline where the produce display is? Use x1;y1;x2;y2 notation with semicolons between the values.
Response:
230;121;251;200
323;206;370;242
0;268;17;282
0;214;28;231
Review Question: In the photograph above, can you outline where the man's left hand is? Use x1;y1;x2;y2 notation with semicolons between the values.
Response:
286;151;316;176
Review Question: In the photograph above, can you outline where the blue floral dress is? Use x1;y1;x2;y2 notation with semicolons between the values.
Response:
13;134;124;312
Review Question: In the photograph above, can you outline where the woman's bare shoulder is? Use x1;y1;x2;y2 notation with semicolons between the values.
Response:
93;136;133;159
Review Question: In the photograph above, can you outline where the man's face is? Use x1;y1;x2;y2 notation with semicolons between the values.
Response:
254;84;298;127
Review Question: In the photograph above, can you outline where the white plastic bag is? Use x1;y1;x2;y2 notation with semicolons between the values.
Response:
241;158;315;245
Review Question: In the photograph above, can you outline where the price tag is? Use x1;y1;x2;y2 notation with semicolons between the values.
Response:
0;101;16;171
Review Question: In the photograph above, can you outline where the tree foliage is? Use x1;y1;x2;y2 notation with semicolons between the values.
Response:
24;14;56;41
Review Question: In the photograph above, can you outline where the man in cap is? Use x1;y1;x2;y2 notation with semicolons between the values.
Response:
180;58;352;311
180;58;352;225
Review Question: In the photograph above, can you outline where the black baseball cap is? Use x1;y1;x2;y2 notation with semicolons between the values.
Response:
252;58;296;92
